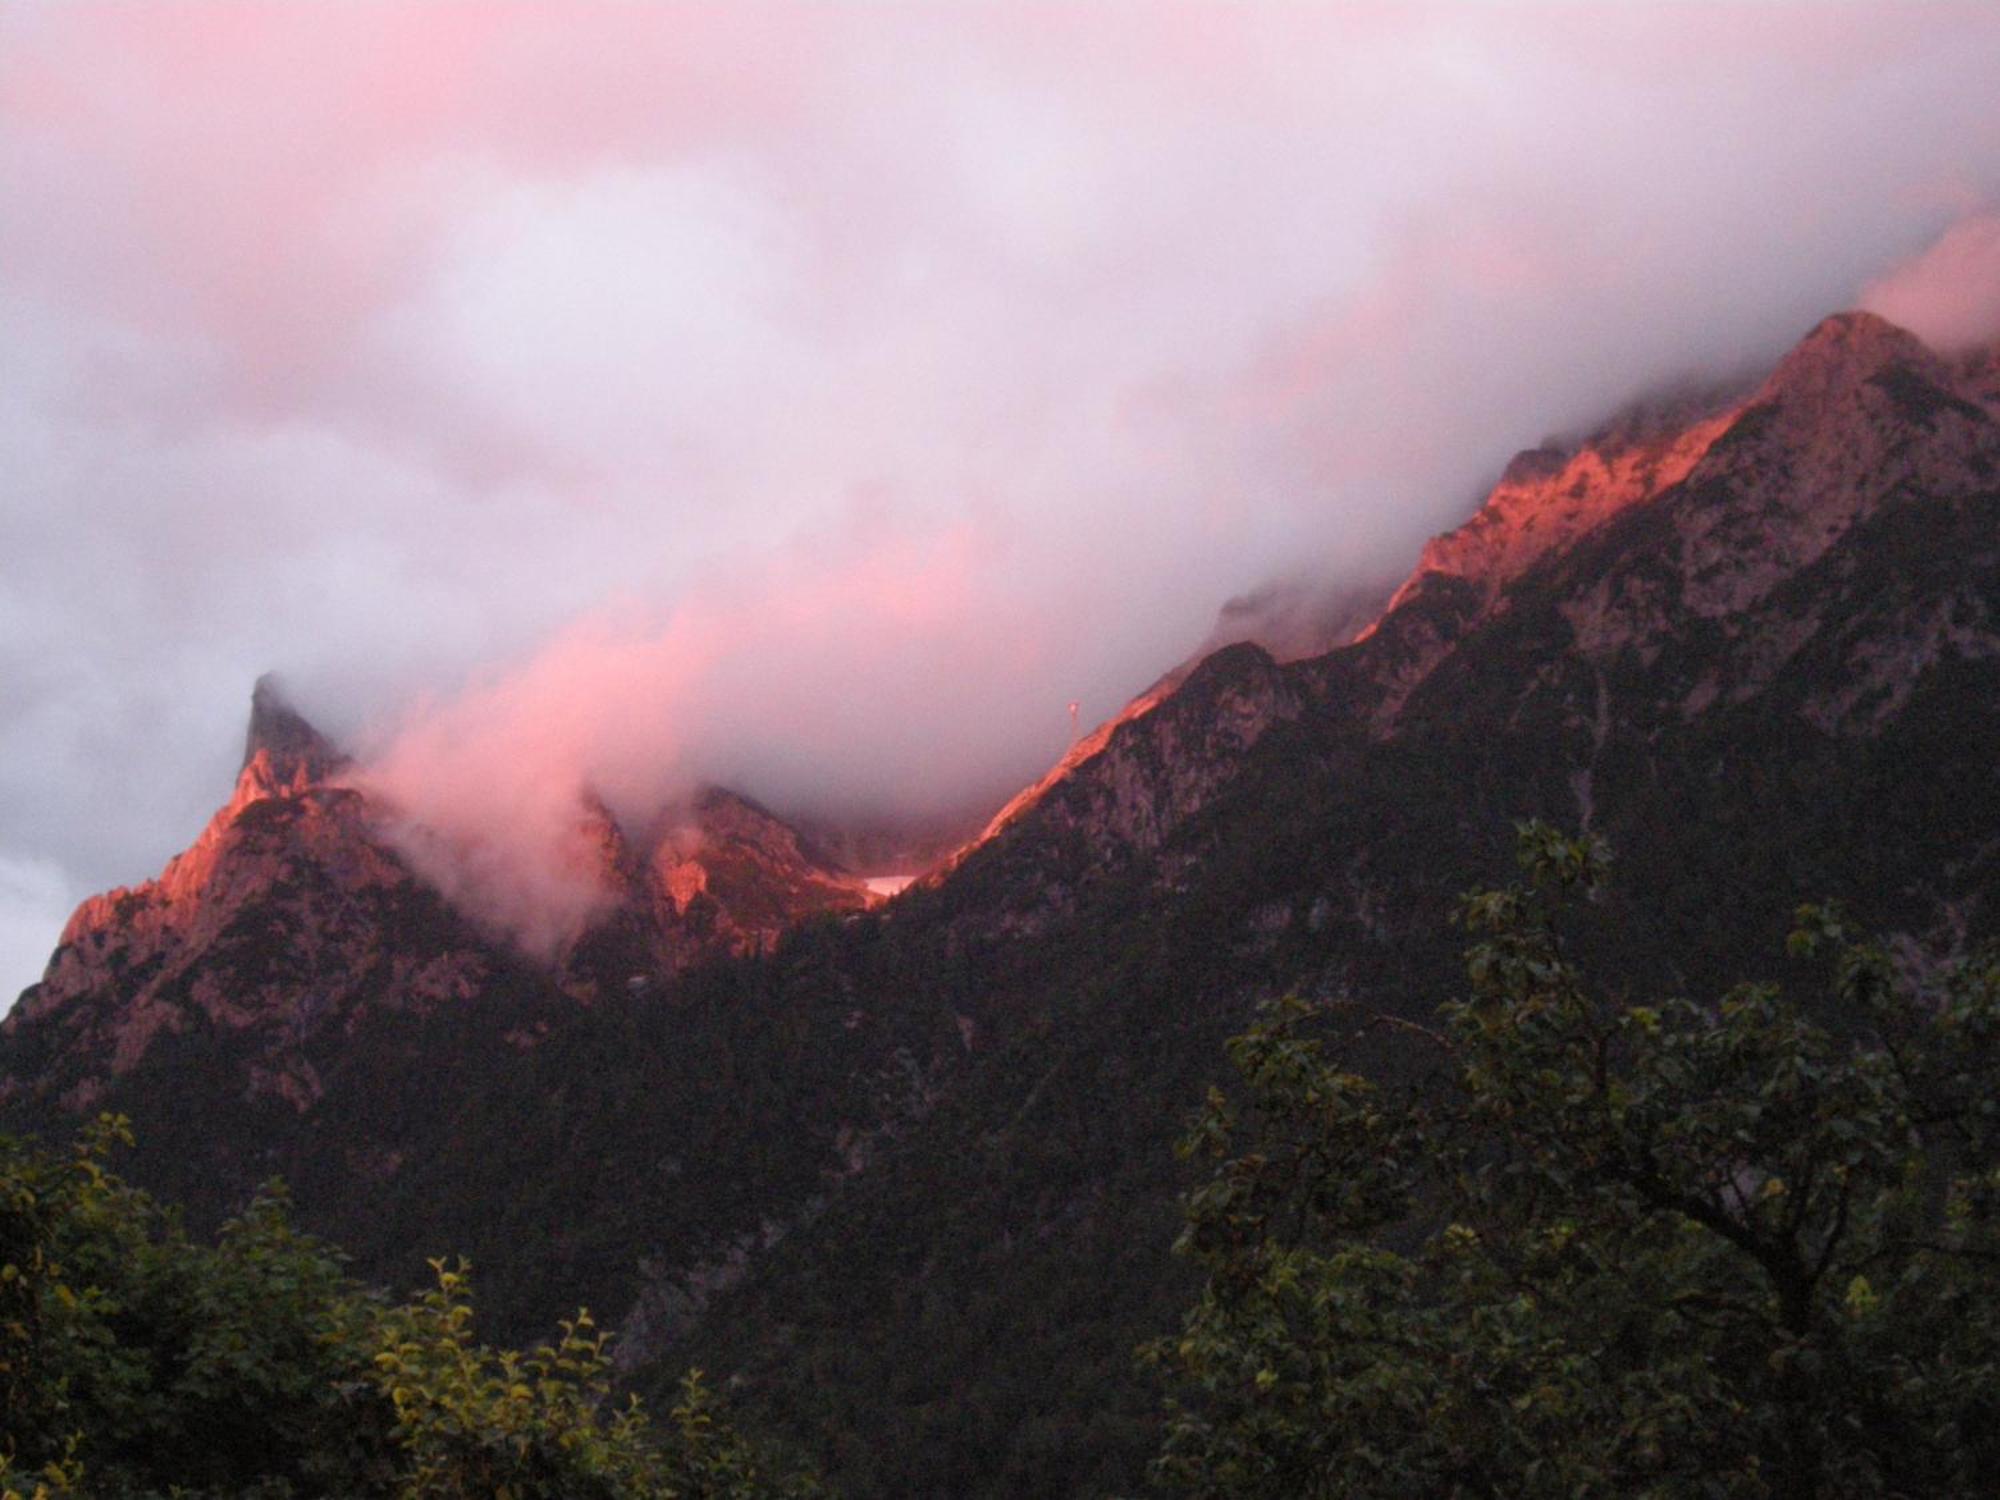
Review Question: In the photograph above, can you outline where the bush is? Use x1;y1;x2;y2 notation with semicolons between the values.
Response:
1149;823;2000;1498
0;1120;812;1499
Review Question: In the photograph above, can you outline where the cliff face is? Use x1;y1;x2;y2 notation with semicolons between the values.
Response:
1555;314;1996;657
1386;385;1747;623
557;786;874;998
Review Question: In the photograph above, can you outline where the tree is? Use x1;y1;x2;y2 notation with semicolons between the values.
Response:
1147;823;2000;1498
1;1119;815;1499
370;1260;814;1500
2;1115;390;1498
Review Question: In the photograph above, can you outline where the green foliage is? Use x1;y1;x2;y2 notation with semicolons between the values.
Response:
0;1122;813;1499
1149;822;2000;1498
372;1260;811;1499
3;1113;383;1499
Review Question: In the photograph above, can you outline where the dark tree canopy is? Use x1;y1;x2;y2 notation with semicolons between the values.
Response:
0;1118;815;1500
1149;824;2000;1499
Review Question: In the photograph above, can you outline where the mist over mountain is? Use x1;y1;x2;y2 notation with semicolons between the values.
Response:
11;6;2000;1494
7;7;2000;1002
8;292;2000;1493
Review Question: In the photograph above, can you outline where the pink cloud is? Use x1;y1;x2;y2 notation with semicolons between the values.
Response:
0;4;831;419
1862;211;2000;353
352;518;1048;951
6;4;2000;989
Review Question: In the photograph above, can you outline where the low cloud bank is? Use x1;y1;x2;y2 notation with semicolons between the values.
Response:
356;206;2000;952
4;8;2000;977
354;520;1079;951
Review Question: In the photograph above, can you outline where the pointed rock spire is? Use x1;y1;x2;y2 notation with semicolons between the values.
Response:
242;674;345;789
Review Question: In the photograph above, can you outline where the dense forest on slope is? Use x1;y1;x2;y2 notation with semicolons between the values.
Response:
10;832;1997;1498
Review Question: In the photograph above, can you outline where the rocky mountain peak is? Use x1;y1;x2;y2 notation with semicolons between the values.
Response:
1736;310;1975;441
551;783;876;996
949;305;2000;919
241;674;346;794
1762;310;1933;394
1642;310;1998;627
652;786;869;928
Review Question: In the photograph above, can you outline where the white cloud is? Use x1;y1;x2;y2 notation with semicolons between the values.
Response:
2;5;1999;945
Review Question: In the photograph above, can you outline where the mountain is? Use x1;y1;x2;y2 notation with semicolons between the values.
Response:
678;310;2000;1494
7;687;873;1076
553;783;877;1001
944;314;1992;919
5;310;1999;1497
0;681;890;1287
6;677;431;1117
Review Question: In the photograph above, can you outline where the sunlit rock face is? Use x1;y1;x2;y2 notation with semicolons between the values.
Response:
1562;314;1996;650
1322;313;1996;729
946;312;2000;933
951;374;1753;891
3;683;875;1107
555;786;874;998
646;787;871;942
1391;388;1747;621
1337;380;1753;729
947;369;1751;905
2;681;476;1113
243;672;348;790
1531;315;2000;739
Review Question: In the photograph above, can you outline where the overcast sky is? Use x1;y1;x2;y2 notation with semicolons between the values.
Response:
6;4;2000;996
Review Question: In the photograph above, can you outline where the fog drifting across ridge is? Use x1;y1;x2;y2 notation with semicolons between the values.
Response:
5;6;2000;987
356;196;2000;957
1862;213;2000;353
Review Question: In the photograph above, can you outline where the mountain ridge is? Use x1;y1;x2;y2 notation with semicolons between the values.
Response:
5;307;2000;1497
3;694;882;1104
948;310;1997;908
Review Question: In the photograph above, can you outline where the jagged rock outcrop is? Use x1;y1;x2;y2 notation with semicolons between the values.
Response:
243;673;348;788
1388;383;1746;620
4;689;879;1104
947;383;1749;892
1557;313;1995;658
941;644;1303;932
4;694;440;1112
558;786;874;997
